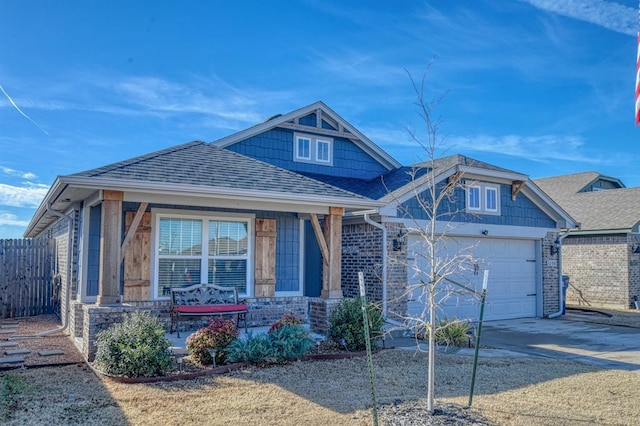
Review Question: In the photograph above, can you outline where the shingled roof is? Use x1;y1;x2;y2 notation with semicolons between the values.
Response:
71;141;370;200
535;172;640;233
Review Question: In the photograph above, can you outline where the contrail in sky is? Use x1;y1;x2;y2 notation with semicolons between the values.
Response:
0;82;50;136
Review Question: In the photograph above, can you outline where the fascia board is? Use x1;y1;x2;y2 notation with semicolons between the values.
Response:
23;178;65;237
60;176;384;210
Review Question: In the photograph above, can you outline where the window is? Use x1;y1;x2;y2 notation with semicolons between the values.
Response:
316;139;330;163
466;183;500;214
485;187;498;212
296;137;311;160
467;186;481;211
156;214;251;298
293;133;333;165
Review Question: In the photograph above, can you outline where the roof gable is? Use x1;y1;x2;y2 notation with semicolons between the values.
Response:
212;101;401;171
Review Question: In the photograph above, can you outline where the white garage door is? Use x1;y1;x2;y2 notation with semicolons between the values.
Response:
407;236;537;322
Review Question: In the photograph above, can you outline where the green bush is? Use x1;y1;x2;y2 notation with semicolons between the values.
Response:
435;318;471;347
186;318;239;365
227;324;314;366
327;297;384;351
94;312;172;378
268;313;303;334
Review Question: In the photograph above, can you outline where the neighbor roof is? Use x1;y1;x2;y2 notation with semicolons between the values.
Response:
535;173;640;233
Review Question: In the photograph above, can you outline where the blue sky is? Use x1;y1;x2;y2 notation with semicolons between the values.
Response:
1;0;638;238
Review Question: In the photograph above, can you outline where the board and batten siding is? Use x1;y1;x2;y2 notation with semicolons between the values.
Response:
123;211;151;301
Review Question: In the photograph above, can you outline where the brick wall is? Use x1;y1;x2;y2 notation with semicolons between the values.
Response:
562;234;632;309
542;232;560;316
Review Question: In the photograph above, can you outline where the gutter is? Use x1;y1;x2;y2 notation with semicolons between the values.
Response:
363;214;388;317
546;229;571;319
36;203;73;336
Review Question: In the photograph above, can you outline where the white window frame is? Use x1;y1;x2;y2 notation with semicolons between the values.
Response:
316;139;331;163
295;136;311;160
293;132;333;166
151;209;255;300
485;187;498;213
467;185;482;211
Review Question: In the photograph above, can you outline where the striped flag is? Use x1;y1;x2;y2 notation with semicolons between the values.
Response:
637;32;640;126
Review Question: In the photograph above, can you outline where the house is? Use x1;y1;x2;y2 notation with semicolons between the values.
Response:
535;172;640;309
25;101;576;360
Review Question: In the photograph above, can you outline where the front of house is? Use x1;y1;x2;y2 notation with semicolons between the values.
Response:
25;102;576;360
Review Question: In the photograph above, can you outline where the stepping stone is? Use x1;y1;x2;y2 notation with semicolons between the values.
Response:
5;349;30;356
0;342;18;348
0;357;24;364
0;329;16;334
0;324;18;329
38;350;64;357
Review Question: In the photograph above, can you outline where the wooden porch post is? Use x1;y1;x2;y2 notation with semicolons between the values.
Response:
321;207;344;298
97;190;123;305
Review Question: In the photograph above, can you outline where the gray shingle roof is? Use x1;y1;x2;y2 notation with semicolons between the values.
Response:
71;141;370;200
535;173;640;232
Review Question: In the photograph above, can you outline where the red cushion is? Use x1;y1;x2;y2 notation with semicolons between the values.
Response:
173;304;247;314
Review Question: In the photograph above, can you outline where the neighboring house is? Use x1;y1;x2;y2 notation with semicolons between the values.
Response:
25;101;576;360
535;172;640;309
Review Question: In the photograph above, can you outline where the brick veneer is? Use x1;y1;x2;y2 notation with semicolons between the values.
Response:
562;234;640;309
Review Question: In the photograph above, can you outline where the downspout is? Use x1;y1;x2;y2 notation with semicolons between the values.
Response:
36;203;73;336
364;214;387;317
547;229;571;319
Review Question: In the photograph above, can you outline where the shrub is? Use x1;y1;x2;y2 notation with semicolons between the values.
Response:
186;318;239;365
268;313;303;334
435;318;471;347
227;324;314;366
327;297;384;351
94;311;172;378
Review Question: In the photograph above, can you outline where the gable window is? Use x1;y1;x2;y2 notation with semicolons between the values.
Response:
293;133;333;166
467;186;481;211
465;182;500;215
155;213;252;298
316;139;330;163
296;137;311;160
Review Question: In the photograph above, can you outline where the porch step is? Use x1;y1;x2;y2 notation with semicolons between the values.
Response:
38;350;64;357
0;357;24;364
5;349;30;356
0;329;16;335
0;342;19;348
1;321;19;327
0;324;18;329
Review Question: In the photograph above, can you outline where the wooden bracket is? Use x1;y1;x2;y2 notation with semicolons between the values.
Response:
512;181;525;201
120;202;148;262
309;214;330;265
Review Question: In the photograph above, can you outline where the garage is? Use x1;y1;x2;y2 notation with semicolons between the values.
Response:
407;235;538;322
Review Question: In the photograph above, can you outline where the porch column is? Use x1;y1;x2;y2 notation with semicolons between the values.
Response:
321;207;344;298
97;190;123;305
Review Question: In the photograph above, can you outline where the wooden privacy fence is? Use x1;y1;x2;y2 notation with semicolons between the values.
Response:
0;239;57;318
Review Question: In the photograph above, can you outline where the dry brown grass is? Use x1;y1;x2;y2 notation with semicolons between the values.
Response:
2;349;640;425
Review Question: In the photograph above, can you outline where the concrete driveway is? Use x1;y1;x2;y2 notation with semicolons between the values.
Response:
478;317;640;373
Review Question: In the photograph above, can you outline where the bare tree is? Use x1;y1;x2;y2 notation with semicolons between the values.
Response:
388;67;481;414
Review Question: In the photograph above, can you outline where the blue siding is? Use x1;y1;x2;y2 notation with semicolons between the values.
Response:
402;182;556;228
226;128;388;179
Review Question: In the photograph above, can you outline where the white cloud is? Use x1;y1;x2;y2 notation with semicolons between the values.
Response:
0;182;49;208
519;0;636;36
0;212;29;227
448;134;619;164
1;166;37;180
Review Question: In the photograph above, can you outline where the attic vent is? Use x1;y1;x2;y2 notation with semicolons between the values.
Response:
264;114;282;122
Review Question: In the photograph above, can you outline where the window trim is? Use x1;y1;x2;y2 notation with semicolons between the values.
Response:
465;182;501;215
295;136;311;161
151;209;255;300
293;132;333;166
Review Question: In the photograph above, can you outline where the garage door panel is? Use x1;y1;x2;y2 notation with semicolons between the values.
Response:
407;236;537;322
